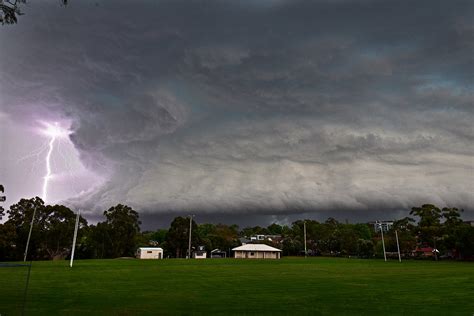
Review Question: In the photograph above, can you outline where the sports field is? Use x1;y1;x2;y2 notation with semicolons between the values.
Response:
1;257;473;315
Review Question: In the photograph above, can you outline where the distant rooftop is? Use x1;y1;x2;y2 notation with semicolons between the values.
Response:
232;244;282;252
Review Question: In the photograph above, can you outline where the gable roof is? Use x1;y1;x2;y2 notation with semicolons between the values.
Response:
232;244;282;252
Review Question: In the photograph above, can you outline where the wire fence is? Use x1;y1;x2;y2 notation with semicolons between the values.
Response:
0;262;32;316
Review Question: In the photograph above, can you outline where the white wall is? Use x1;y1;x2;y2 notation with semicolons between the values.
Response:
137;249;163;259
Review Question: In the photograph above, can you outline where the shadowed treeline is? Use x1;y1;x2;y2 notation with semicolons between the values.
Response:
1;195;473;261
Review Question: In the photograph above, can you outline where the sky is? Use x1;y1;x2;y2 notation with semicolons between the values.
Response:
0;0;473;228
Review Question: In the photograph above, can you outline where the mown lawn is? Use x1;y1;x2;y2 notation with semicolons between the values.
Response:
1;257;473;315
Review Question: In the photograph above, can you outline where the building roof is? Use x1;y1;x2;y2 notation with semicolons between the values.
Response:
138;247;163;251
211;249;225;253
232;244;282;252
414;247;434;253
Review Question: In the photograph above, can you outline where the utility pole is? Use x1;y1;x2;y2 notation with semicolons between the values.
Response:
379;221;387;262
395;230;401;263
24;205;38;262
304;221;307;258
70;210;80;268
188;215;194;259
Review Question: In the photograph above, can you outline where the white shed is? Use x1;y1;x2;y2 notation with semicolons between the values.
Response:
232;244;282;259
136;247;163;259
192;246;207;259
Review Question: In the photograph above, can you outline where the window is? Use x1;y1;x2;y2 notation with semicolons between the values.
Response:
147;251;153;254
250;252;255;256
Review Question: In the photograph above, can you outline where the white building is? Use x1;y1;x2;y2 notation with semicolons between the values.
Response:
192;246;207;259
232;244;282;259
136;247;163;259
371;221;394;233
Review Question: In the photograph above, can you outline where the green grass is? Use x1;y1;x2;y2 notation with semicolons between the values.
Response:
1;257;473;315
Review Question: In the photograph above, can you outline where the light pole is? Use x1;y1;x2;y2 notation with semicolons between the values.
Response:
70;210;80;268
24;205;37;262
188;215;194;259
395;230;401;263
379;221;387;262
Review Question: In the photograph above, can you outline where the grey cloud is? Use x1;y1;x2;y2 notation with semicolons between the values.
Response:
1;0;473;224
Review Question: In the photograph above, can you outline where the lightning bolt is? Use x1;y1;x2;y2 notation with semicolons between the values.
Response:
42;125;58;201
15;120;100;204
39;122;70;202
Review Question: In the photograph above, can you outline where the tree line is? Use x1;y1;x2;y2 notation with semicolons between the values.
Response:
0;195;473;261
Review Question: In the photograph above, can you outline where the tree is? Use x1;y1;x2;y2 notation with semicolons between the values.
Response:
392;217;416;232
0;0;25;24
0;0;67;24
6;197;45;260
441;207;465;257
5;197;87;260
357;239;374;258
102;204;141;258
0;184;5;220
442;207;463;228
198;223;239;254
453;224;474;259
42;204;87;260
0;221;17;260
410;204;442;246
267;223;283;235
85;222;110;259
166;216;199;258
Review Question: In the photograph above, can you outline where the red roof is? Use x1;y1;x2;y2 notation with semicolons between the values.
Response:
415;247;434;253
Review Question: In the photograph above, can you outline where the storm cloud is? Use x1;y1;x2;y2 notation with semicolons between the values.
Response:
1;0;473;225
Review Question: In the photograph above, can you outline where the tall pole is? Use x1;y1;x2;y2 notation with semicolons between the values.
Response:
395;230;401;263
303;221;307;258
24;206;37;262
380;221;387;262
70;210;80;268
188;215;193;259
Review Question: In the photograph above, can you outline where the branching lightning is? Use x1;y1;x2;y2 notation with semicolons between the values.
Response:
14;120;102;205
40;122;70;202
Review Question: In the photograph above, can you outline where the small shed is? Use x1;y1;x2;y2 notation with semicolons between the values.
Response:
136;247;163;259
193;246;207;259
232;244;282;259
210;249;227;258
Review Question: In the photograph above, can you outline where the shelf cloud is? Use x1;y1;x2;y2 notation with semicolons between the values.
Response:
1;0;473;224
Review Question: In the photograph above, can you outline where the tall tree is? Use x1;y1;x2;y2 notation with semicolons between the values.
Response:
42;204;87;260
166;216;198;258
102;204;141;258
5;197;87;260
410;204;442;247
6;197;45;260
441;207;465;257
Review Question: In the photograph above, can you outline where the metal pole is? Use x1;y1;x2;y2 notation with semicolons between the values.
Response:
380;221;387;262
188;215;193;259
395;230;401;263
21;261;32;316
70;210;80;268
24;206;37;262
303;221;307;258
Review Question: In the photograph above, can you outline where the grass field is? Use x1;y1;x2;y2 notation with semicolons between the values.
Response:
1;257;473;315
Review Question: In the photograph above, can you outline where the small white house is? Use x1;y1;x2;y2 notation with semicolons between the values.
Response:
232;244;282;259
192;246;207;259
136;247;163;259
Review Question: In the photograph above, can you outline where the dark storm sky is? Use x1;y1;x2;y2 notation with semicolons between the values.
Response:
1;0;473;227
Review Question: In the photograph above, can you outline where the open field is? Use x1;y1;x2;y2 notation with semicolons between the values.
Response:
1;257;473;315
